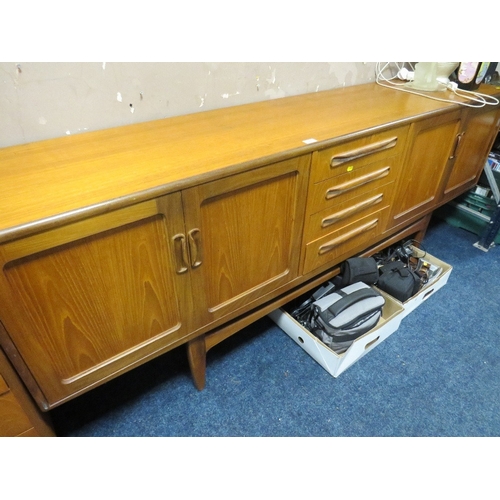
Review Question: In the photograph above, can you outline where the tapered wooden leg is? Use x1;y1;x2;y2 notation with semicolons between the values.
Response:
187;335;207;391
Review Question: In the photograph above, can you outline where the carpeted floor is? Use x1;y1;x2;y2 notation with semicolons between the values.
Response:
49;216;500;437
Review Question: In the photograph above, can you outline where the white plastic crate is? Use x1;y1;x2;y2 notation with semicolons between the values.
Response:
268;289;404;377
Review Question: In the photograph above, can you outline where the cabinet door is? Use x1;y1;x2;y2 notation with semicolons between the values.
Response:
0;194;195;408
181;155;309;324
389;110;462;230
442;107;500;203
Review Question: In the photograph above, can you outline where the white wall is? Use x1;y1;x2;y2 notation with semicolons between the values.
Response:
0;62;378;148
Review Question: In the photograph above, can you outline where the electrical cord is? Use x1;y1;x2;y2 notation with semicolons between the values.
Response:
375;62;499;108
374;239;426;267
445;81;500;106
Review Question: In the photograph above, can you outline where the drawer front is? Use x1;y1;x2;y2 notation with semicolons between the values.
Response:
311;125;409;184
307;157;397;216
303;207;390;275
305;182;392;243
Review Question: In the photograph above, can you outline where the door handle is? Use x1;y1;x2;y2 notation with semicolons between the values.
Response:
188;228;203;268
449;132;465;160
172;233;189;274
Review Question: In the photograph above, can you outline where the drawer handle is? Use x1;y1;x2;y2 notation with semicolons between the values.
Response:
188;228;203;268
172;233;189;274
330;137;398;167
326;166;390;199
321;194;384;228
318;219;378;255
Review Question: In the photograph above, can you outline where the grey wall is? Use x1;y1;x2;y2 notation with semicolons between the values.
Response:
0;62;378;148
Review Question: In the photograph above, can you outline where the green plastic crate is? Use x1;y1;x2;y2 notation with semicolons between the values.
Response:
435;199;500;244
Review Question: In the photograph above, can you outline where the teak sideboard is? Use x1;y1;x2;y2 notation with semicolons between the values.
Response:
1;82;499;417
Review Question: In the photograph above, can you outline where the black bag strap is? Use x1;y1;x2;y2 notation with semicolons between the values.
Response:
327;288;381;318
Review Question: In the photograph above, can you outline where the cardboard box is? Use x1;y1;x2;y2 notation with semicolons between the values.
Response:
378;250;452;319
268;289;404;377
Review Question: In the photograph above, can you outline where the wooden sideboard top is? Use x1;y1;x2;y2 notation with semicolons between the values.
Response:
1;82;498;243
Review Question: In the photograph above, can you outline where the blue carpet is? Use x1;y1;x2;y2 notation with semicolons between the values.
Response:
50;217;500;437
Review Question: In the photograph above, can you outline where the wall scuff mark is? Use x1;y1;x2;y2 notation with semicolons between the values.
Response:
221;91;240;99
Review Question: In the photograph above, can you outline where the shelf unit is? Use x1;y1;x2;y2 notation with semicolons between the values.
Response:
474;156;500;251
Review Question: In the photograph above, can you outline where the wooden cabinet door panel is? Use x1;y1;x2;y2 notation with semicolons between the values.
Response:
443;107;500;202
182;155;309;323
0;194;195;407
389;111;462;229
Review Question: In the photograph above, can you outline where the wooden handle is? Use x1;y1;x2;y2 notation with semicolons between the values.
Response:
449;132;465;160
325;166;390;199
330;137;398;167
172;233;189;274
188;228;202;268
321;194;384;228
318;219;378;255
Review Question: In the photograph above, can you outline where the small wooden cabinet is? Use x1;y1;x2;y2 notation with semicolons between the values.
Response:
0;82;499;415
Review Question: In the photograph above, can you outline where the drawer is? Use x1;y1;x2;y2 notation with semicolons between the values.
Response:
311;125;409;184
307;158;397;216
303;206;390;275
304;183;392;243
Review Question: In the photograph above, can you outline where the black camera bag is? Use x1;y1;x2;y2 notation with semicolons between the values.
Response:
377;260;421;302
339;257;379;287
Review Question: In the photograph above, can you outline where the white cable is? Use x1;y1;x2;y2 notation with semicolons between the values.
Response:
452;86;499;106
375;62;499;108
375;62;408;86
